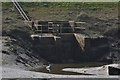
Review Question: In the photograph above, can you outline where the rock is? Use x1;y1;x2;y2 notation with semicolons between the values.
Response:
76;12;90;21
16;59;24;64
2;50;10;55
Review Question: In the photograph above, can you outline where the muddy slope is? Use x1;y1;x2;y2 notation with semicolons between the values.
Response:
2;10;47;70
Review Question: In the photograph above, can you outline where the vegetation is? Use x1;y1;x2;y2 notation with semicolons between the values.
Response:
3;2;118;10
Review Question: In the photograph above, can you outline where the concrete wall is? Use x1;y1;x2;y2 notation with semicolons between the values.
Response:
31;33;110;63
31;21;110;63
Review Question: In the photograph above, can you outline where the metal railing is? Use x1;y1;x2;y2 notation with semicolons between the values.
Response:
11;0;30;21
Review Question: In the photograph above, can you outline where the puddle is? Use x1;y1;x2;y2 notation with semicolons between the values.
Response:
32;62;110;75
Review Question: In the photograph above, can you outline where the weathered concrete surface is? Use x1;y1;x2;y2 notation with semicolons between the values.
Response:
62;64;120;76
31;32;109;63
74;33;85;50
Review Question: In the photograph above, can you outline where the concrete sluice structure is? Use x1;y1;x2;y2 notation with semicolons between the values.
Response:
29;20;109;63
10;0;110;63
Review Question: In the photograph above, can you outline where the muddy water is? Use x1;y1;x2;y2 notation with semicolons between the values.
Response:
32;62;110;75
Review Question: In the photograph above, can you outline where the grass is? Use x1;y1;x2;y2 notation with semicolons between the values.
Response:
2;2;118;10
2;2;118;20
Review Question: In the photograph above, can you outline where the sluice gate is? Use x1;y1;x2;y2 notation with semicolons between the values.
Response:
11;0;110;63
30;20;109;63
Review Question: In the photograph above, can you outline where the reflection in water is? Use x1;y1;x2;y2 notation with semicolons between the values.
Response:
32;62;110;75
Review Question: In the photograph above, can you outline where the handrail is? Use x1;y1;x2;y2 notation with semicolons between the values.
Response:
11;0;30;21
